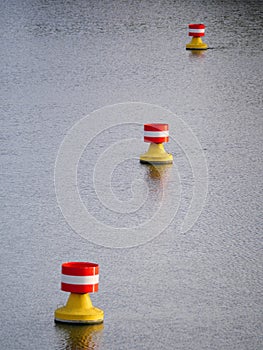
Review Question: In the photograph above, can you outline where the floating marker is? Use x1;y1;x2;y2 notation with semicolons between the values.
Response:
140;123;173;164
54;262;104;324
186;23;208;50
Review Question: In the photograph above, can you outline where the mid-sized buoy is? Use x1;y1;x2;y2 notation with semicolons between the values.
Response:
186;23;208;50
140;123;173;165
54;262;104;324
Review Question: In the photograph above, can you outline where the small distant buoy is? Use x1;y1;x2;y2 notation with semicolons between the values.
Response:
140;123;173;164
54;262;104;324
186;24;208;50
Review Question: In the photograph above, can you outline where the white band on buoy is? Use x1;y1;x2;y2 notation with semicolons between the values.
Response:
144;131;169;138
61;274;99;285
189;28;205;34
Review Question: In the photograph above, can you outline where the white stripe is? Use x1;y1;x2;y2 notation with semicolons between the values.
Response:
189;29;205;33
61;274;99;285
144;131;169;137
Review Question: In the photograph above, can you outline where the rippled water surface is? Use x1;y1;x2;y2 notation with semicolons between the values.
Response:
1;0;262;349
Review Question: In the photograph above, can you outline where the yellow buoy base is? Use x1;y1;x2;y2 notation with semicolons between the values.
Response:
54;293;104;324
186;37;208;50
140;143;173;164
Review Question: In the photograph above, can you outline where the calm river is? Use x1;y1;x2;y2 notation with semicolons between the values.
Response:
1;0;262;349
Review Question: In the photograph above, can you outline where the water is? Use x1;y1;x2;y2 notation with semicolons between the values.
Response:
1;0;262;349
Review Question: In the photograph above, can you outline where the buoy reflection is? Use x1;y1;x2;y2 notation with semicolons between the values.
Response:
145;163;172;180
55;323;104;350
189;50;206;59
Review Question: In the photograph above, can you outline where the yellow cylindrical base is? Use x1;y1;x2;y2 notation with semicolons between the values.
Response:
54;293;104;324
140;143;173;165
186;37;208;50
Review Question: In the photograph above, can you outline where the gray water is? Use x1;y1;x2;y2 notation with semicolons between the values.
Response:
1;0;262;349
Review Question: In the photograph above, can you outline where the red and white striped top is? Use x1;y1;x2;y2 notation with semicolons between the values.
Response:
61;262;99;293
188;24;206;37
144;124;169;143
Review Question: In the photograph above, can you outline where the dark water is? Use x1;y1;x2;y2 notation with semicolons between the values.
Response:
1;0;262;349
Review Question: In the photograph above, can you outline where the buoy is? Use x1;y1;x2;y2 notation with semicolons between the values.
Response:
140;123;173;164
186;23;208;50
54;262;104;324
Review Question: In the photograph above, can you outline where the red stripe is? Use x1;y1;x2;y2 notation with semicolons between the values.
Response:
144;124;169;132
189;24;205;29
61;283;99;293
144;136;169;143
62;262;99;276
189;32;205;37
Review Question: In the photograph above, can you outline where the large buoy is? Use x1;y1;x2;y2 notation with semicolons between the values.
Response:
186;23;208;50
54;262;104;324
140;123;173;164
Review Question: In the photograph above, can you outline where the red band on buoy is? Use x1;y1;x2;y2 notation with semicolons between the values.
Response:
61;262;99;293
61;282;99;293
62;262;99;276
144;123;169;143
188;23;205;37
144;124;169;132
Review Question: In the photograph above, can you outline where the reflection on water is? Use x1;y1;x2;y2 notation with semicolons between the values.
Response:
55;323;104;350
143;163;172;181
188;50;206;59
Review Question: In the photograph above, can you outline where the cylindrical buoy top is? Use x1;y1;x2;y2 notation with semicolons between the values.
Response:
188;23;205;37
144;123;169;143
61;262;99;294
